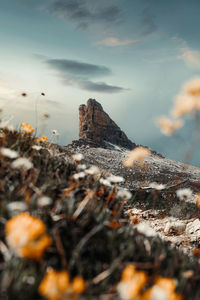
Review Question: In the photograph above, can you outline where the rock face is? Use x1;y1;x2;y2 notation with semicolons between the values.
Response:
79;99;135;149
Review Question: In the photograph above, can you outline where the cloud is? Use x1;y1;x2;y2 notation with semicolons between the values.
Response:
141;6;157;35
47;0;121;29
78;80;125;93
178;48;200;69
98;37;137;47
44;57;126;93
46;58;111;77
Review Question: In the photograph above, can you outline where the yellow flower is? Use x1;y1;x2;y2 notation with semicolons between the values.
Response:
171;94;195;117
117;265;148;300
39;269;85;300
123;146;150;168
142;277;183;300
157;117;183;136
39;135;48;142
21;122;34;134
71;276;85;294
184;77;200;97
5;212;52;260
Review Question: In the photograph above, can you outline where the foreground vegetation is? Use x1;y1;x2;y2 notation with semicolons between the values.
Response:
0;128;200;299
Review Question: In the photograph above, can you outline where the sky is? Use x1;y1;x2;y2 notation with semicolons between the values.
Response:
1;0;200;165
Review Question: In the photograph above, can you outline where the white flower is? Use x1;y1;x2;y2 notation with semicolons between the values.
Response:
99;178;111;187
52;129;59;136
73;172;86;181
37;196;52;207
107;175;125;184
1;147;18;159
77;164;87;170
136;223;157;237
72;153;84;162
176;188;193;202
32;145;42;151
149;182;166;190
117;189;132;200
11;158;33;170
85;165;100;175
7;201;28;217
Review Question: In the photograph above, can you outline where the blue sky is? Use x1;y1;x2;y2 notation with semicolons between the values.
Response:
1;0;200;165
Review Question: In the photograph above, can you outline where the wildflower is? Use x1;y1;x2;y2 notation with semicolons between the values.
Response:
109;220;121;229
5;212;52;260
99;178;111;187
52;129;59;136
73;172;86;181
39;135;48;142
32;145;43;151
123;147;150;168
39;269;69;300
117;189;132;200
77;164;87;170
37;196;52;208
11;157;33;170
42;113;49;119
176;188;193;202
117;265;148;300
0;147;18;159
142;277;183;300
39;268;85;300
85;165;100;175
157;117;183;136
184;77;200;97
149;182;166;190
72;153;84;162
107;175;125;184
171;94;195;117
7;201;28;217
71;276;85;294
136;223;157;237
21;122;34;134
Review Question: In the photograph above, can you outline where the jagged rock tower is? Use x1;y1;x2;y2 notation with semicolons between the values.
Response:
79;99;136;149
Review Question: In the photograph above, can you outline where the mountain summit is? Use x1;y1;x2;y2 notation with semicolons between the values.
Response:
79;99;135;149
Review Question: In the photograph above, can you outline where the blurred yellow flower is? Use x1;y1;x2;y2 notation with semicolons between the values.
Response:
171;94;195;117
39;135;48;142
5;212;52;260
123;146;150;168
157;117;183;136
142;277;183;300
184;77;200;96
39;269;85;300
21;122;34;134
117;264;148;300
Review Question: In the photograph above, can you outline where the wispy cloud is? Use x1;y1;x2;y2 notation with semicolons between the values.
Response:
46;59;111;77
44;57;126;93
98;37;137;47
47;0;122;29
178;48;200;69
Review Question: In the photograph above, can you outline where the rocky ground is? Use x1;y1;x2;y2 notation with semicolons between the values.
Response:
46;139;200;257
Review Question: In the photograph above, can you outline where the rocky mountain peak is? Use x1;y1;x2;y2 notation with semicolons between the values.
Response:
79;99;136;149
